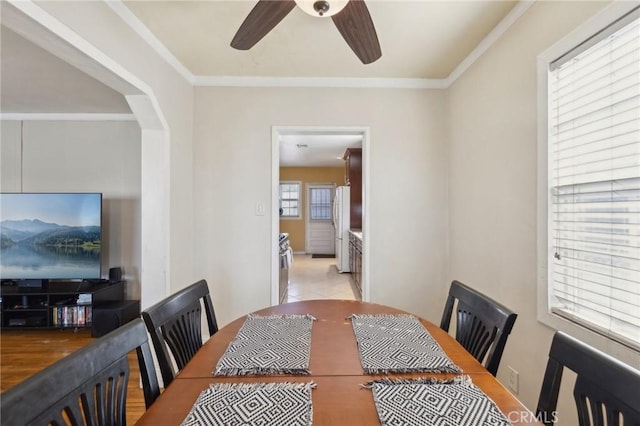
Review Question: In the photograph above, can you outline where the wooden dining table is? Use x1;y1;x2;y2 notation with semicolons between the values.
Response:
136;299;541;425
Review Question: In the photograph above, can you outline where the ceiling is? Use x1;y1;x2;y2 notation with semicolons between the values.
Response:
121;0;518;79
0;0;521;165
0;26;131;114
280;133;362;167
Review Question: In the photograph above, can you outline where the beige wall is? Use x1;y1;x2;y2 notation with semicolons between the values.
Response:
447;1;612;423
194;87;449;327
1;120;142;299
32;1;195;304
279;167;344;252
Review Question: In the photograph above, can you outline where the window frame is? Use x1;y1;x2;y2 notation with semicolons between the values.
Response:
537;2;640;362
279;181;302;220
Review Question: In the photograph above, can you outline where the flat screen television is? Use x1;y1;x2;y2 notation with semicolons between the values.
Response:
0;193;102;283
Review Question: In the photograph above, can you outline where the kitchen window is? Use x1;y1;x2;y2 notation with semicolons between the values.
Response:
538;5;640;351
279;181;301;219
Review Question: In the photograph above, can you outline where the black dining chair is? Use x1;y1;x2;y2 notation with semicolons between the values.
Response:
141;279;218;387
0;318;160;425
536;331;640;426
439;280;517;376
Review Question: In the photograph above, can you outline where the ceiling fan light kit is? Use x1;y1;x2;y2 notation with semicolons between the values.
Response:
231;0;382;64
294;0;349;17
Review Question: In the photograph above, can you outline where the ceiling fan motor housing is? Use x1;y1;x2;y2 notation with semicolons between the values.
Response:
313;1;330;16
295;0;349;18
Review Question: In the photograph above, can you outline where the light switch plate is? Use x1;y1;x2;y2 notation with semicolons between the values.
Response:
508;366;519;394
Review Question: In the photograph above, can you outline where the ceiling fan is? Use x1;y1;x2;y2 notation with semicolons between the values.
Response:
231;0;381;64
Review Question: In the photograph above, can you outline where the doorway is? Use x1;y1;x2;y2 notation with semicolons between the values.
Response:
271;127;370;305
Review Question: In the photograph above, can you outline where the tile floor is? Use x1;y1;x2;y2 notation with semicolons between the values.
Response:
286;254;361;303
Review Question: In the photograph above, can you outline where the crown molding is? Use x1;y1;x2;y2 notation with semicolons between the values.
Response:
444;0;534;87
0;113;136;121
105;0;194;84
193;76;447;89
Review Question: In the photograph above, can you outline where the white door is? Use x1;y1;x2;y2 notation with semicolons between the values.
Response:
305;184;336;254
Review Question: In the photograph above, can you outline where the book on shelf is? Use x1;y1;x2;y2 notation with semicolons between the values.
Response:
54;305;93;326
77;306;85;326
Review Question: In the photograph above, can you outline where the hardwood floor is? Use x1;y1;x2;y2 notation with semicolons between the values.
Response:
0;328;145;425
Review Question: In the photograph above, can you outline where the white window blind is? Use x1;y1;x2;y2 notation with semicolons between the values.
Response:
548;8;640;349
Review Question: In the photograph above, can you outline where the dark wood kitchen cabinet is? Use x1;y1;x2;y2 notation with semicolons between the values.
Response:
349;231;362;299
343;148;362;230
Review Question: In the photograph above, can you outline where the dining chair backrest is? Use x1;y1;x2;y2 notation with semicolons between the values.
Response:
0;318;160;425
439;280;517;376
141;279;218;387
536;331;640;426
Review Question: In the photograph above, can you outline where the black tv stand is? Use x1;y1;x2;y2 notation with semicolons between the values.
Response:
0;280;125;334
16;279;48;289
83;278;110;284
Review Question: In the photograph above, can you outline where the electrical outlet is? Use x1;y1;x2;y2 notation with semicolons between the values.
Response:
255;202;265;216
508;366;519;394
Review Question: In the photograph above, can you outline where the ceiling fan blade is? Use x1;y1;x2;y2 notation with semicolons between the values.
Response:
231;0;296;50
331;0;381;64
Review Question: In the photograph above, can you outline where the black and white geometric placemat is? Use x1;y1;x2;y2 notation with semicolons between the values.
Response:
364;376;511;426
181;382;316;426
349;314;461;374
214;314;315;376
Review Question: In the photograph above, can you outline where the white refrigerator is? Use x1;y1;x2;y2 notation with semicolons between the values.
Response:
333;186;351;273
